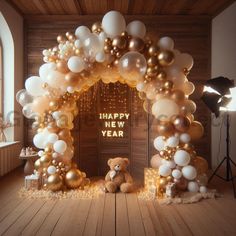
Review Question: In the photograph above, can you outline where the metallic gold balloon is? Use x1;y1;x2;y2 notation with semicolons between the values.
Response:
58;129;71;140
157;121;175;136
156;70;167;81
65;72;81;86
65;169;83;189
192;156;208;174
47;121;60;133
183;143;195;152
128;37;145;52
181;100;196;114
49;101;59;111
40;154;51;167
157;50;174;66
159;177;167;187
91;22;102;33
164;80;173;89
148;45;159;56
56;60;69;73
171;90;185;103
146;66;158;77
172;115;191;132
112;36;127;49
47;174;63;191
57;35;65;43
147;56;159;67
45;145;53;154
34;159;42;171
187;121;204;140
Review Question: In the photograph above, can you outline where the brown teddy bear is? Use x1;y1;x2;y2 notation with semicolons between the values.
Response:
104;157;134;193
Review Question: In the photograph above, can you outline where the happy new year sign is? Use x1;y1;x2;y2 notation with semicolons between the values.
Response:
99;113;130;137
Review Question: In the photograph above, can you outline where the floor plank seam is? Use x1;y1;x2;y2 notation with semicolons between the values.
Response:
125;194;131;236
81;199;93;236
137;197;148;236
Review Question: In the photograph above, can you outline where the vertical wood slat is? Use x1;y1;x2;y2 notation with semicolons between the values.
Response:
0;142;22;176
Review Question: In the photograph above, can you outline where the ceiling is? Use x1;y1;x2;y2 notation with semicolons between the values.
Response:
7;0;235;17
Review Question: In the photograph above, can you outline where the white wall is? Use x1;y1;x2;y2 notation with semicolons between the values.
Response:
212;2;236;168
0;0;24;143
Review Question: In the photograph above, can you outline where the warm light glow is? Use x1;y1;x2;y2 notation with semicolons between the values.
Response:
203;86;221;95
99;113;130;137
220;87;236;111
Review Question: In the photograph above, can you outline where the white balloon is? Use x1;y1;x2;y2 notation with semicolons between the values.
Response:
52;152;59;159
102;11;126;38
180;133;191;143
95;52;106;62
174;150;190;166
154;136;165;151
67;86;75;93
39;63;56;78
162;160;176;169
84;34;102;56
47;133;59;143
159;164;171;177
75;26;91;41
172;169;182;179
38;150;44;157
126;20;146;39
25;76;46;96
47;165;57;175
166;64;186;86
158;37;174;50
182;165;197;180
199;186;207;193
166;136;179;147
150;154;162;168
74;39;83;48
98;32;107;42
136;82;146;92
53;140;67;154
33;133;46;149
68;56;85;73
188;181;199;192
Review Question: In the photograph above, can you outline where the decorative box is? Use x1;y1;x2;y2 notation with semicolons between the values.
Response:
144;168;159;190
25;174;41;190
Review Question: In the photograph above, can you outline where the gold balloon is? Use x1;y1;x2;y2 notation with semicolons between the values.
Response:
58;129;71;140
65;169;83;189
159;177;167;187
186;113;194;122
187;121;204;140
112;36;127;49
49;101;59;111
164;80;173;89
91;22;102;33
128;37;145;52
34;159;42;171
192;156;208;174
172;115;191;132
47;174;63;191
156;70;167;81
57;35;65;43
56;60;69;73
45;145;53;154
147;56;159;67
157;121;175;136
146;66;158;77
183;143;195;152
157;50;174;66
65;72;81;86
171;90;185;103
40;154;51;167
148;45;159;56
181;100;196;114
47;121;60;133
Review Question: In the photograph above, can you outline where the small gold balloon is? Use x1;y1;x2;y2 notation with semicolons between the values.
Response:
157;50;174;66
172;115;191;132
47;121;60;133
128;37;145;52
40;154;51;167
91;22;102;33
65;169;83;189
164;80;173;89
49;101;59;111
148;45;159;56
156;70;167;81
166;176;173;182
147;56;159;67
121;31;128;38
171;90;185;103
45;145;53;154
159;178;167;187
187;121;204;141
146;66;158;77
104;44;112;53
65;72;81;86
157;121;175;136
47;174;63;191
34;159;42;171
57;35;65;43
112;36;127;49
56;60;69;73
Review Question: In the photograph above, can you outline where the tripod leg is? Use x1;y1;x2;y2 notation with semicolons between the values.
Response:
228;163;236;198
209;157;227;182
229;158;236;167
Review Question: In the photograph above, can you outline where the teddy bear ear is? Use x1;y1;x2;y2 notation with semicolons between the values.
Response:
123;158;130;166
107;159;112;166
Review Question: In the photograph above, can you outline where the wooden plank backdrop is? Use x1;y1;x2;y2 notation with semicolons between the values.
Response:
25;15;211;180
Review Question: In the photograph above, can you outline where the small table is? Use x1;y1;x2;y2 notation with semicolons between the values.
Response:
19;154;38;175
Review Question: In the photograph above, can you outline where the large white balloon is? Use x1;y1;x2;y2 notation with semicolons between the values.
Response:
182;165;197;180
25;76;46;97
162;160;176;169
16;89;33;107
75;26;91;41
53;140;67;154
84;34;102;56
102;11;126;38
47;133;59;144
153;136;165;151
159;164;171;177
39;63;56;78
33;130;49;149
126;20;146;39
67;56;85;73
158;37;174;50
166;136;179;147
152;98;179;121
174;150;190;166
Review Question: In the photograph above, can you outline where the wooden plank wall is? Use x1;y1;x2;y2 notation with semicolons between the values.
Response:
25;15;211;180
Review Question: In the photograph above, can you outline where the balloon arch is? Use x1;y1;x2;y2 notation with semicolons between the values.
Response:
17;11;208;194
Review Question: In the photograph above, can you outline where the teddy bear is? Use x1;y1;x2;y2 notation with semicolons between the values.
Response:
104;157;135;193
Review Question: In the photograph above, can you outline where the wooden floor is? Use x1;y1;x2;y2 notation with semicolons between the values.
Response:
0;168;236;236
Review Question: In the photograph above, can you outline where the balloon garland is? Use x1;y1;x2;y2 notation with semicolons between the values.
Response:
16;11;208;195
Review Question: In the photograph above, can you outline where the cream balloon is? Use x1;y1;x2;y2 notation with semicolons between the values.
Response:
153;136;165;151
67;56;85;73
158;37;174;50
150;154;163;168
75;26;91;41
25;76;46;96
152;98;179;121
39;63;56;78
126;20;146;39
102;11;126;38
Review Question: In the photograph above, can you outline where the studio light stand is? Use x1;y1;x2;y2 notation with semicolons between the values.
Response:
208;113;236;198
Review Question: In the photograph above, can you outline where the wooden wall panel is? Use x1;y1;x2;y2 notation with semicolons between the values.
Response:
25;15;212;179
